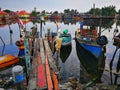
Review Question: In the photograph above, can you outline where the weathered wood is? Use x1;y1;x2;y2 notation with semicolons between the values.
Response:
45;56;53;90
37;64;47;89
43;39;59;73
28;38;39;90
40;38;46;64
24;38;31;77
28;55;37;90
52;70;60;90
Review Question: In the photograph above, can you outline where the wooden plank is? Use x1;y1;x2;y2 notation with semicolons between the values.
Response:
43;39;59;73
37;64;47;89
24;38;31;77
28;56;37;90
45;56;53;90
28;35;38;90
52;70;60;90
40;38;46;64
37;51;42;65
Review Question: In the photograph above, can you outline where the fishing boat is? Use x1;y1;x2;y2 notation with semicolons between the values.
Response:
75;22;108;82
75;22;108;58
58;29;72;63
0;36;19;70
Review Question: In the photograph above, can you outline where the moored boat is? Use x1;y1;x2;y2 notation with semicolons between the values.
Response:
75;22;108;82
57;29;72;63
75;39;106;82
75;22;108;58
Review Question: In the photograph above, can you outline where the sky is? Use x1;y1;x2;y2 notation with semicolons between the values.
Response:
0;0;120;13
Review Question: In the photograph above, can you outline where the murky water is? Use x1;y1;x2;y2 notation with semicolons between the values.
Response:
0;21;120;85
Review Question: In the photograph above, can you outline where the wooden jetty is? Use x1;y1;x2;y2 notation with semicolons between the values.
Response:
28;36;59;90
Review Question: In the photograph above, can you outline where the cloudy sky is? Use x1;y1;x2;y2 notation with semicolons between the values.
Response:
0;0;120;13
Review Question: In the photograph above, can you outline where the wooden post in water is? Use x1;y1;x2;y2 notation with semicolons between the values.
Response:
24;38;31;85
99;17;102;37
47;28;50;42
40;19;42;38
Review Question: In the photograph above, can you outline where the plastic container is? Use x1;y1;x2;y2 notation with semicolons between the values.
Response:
12;65;24;83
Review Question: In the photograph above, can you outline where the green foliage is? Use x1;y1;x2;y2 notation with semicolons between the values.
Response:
87;5;117;16
3;9;11;13
101;6;116;16
30;10;39;17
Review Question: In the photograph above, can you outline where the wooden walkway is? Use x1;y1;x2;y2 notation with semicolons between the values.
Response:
28;37;59;90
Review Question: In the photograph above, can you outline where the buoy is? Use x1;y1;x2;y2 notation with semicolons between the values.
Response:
96;35;108;46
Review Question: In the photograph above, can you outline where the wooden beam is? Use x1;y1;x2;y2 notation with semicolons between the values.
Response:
40;38;46;64
45;56;53;90
43;39;59;73
37;64;47;89
52;70;60;90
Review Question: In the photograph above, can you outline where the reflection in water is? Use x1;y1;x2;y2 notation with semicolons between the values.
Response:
60;44;72;63
109;46;119;85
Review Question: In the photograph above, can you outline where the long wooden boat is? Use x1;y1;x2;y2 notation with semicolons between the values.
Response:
75;24;108;82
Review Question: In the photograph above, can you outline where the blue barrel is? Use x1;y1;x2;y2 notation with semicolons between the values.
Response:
12;65;24;83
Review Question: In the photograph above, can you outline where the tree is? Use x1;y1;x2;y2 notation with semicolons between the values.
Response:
87;5;117;16
101;6;116;16
64;9;70;14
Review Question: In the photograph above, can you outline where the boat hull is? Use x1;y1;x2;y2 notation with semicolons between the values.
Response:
75;39;106;82
60;44;72;63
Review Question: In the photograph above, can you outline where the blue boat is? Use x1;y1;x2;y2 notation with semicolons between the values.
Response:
75;23;108;82
75;23;108;59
